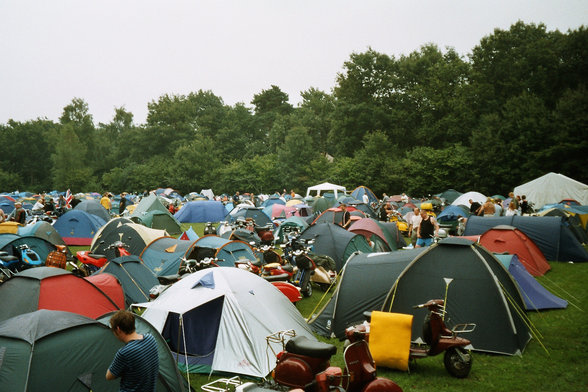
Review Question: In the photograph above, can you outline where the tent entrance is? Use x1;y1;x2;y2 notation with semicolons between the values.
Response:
163;296;224;373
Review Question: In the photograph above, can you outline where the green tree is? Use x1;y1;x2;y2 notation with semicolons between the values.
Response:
51;124;95;191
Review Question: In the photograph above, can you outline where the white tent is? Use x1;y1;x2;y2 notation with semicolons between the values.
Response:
514;172;588;209
451;191;487;207
306;182;347;199
135;267;315;378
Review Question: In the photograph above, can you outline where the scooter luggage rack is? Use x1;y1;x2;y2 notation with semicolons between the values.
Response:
450;323;476;335
266;329;296;354
201;376;243;392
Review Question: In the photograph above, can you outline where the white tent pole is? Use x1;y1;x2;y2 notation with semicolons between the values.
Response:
179;314;190;386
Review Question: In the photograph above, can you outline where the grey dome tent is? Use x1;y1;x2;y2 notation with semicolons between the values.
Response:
299;223;373;272
74;198;112;222
308;249;425;339
382;237;532;356
0;309;190;391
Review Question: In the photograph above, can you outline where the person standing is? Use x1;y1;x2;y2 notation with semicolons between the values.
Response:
416;210;439;248
119;193;128;215
339;203;351;228
469;199;481;215
408;208;422;248
101;193;112;212
480;197;496;216
106;310;159;392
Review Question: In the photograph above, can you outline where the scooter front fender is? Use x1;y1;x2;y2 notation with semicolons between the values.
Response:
361;377;404;392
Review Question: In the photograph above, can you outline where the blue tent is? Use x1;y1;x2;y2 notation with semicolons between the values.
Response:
437;205;470;222
53;210;106;246
174;201;227;223
350;186;378;205
226;206;272;227
464;215;588;262
494;254;567;311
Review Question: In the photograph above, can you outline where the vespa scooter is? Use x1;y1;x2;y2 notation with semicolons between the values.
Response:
357;299;476;378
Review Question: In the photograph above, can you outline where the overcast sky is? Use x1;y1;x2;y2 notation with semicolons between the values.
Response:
1;1;586;125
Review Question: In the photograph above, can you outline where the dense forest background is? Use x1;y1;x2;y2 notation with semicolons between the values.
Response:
1;22;586;198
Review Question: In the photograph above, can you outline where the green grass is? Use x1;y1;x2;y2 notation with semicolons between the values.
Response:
85;225;588;391
184;260;588;392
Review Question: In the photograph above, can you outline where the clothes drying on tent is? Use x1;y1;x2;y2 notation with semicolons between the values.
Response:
53;210;106;246
309;249;425;339
134;267;315;378
382;237;531;356
464;215;588;262
494;254;567;311
0;267;124;323
478;225;551;276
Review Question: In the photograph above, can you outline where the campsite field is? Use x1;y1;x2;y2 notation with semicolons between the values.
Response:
180;224;588;392
77;223;588;391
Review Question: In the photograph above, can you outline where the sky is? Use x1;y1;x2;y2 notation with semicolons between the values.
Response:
0;1;586;126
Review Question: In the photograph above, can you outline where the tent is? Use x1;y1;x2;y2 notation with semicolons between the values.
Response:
134;267;316;378
494;254;567;311
174;200;228;223
133;194;170;216
226;205;272;227
537;207;588;244
18;221;66;248
435;189;463;204
381;237;531;356
0;267;124;323
451;191;487;208
0;309;190;392
132;210;182;235
349;218;395;251
179;226;199;241
273;216;309;243
477;225;551;276
306;182;347;199
514;172;588;210
377;222;408;250
463;215;588;262
262;203;313;219
97;255;160;307
309;249;424;338
0;233;57;264
91;221;167;259
436;205;470;235
311;206;361;227
53;210;106;246
74;199;111;222
140;235;256;277
350;186;378;205
298;223;373;272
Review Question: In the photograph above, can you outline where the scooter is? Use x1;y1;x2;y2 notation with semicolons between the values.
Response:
202;329;403;392
0;251;19;281
70;240;131;277
358;299;476;378
310;254;337;291
17;244;43;270
282;237;316;297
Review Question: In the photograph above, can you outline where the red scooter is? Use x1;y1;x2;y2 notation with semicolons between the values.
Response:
70;241;131;277
202;329;402;392
357;299;476;378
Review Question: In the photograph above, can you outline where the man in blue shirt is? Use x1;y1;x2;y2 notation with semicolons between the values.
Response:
106;310;159;392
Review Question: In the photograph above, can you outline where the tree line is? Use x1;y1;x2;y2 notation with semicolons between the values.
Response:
1;21;586;198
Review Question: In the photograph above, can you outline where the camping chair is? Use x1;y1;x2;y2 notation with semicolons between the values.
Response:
368;311;413;371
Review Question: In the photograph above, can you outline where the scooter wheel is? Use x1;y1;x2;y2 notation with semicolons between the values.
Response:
444;347;473;378
301;281;312;297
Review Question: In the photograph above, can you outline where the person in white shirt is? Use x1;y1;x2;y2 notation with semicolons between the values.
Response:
409;208;422;247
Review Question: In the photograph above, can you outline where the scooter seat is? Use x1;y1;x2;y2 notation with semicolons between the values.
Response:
285;335;337;359
0;255;19;263
281;263;294;273
263;273;290;282
88;254;106;259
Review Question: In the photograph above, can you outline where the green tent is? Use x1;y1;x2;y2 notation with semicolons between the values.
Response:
131;210;182;235
0;309;190;391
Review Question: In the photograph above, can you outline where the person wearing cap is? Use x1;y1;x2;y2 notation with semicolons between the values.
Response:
9;202;26;225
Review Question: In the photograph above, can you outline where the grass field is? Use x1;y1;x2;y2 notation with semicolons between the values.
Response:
172;224;588;391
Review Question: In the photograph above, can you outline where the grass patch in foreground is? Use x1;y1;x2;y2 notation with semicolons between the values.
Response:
186;261;588;392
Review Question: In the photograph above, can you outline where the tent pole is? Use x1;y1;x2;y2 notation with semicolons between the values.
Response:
179;314;191;386
442;278;453;321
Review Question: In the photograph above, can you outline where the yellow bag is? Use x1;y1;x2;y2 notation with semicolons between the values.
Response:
368;311;413;371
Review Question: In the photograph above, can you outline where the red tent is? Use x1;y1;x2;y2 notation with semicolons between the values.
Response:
478;225;551;276
0;267;124;323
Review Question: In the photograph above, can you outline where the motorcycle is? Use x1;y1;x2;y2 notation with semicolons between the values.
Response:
356;299;476;378
0;251;19;281
281;235;316;297
17;244;43;270
201;329;403;392
70;240;131;277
